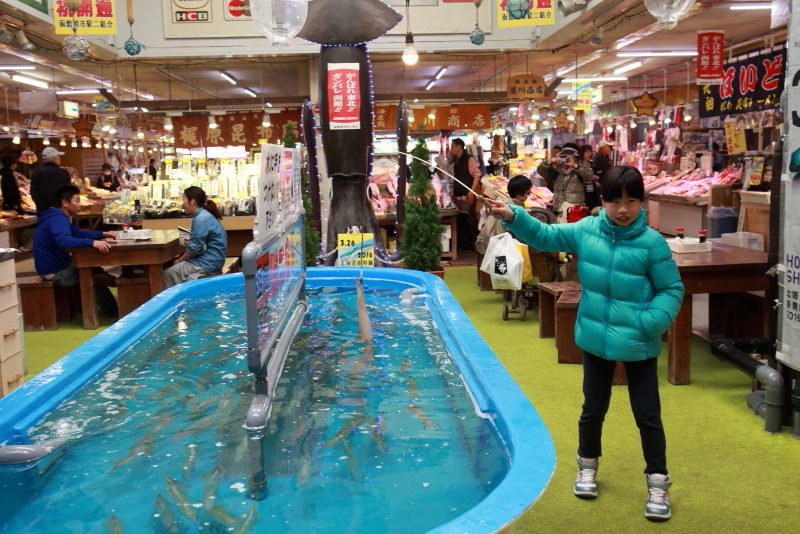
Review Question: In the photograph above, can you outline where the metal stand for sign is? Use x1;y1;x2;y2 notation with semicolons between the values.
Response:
241;144;308;498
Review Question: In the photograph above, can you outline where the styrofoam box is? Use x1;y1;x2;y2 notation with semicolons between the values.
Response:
668;237;712;254
721;231;765;251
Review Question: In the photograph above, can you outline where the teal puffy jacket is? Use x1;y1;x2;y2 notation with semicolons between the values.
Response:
504;206;684;361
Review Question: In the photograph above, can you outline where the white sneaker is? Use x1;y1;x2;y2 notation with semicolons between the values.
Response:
573;456;598;499
645;473;672;521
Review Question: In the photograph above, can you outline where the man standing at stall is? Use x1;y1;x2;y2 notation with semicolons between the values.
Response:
30;147;71;213
592;141;614;182
450;138;482;252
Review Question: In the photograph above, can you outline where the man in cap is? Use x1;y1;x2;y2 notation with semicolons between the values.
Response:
592;140;614;182
30;146;71;213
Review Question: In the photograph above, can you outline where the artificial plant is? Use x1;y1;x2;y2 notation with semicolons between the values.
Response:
400;139;443;272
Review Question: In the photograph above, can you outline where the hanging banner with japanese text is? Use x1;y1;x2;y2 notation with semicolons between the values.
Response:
507;74;554;100
696;31;725;84
572;82;592;111
53;0;117;35
327;63;361;130
698;48;786;118
400;105;490;131
497;0;555;27
173;110;302;149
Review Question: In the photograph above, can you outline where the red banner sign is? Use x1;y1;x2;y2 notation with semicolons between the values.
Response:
327;63;361;130
697;31;725;84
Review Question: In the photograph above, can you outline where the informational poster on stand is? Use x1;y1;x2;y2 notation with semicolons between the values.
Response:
497;0;555;27
254;144;299;241
336;233;375;267
328;63;361;130
53;0;117;35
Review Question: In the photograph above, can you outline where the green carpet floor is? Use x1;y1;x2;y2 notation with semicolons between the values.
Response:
19;268;800;533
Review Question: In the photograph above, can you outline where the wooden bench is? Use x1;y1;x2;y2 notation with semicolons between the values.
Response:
116;276;150;318
17;275;71;331
537;281;582;338
554;290;627;385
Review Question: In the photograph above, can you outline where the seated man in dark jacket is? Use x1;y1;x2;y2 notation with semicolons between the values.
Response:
33;185;118;317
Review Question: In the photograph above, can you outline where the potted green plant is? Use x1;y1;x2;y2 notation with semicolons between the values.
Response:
400;139;444;277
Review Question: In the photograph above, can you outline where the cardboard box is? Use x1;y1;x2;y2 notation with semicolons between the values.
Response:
709;184;739;208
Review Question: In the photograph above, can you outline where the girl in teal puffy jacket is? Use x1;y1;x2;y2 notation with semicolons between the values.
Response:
488;166;684;522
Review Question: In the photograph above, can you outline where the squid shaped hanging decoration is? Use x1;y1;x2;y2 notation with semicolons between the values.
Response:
297;0;402;265
124;0;145;56
470;0;485;46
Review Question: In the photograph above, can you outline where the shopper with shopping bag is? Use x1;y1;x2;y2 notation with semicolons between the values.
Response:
486;166;684;522
479;232;524;290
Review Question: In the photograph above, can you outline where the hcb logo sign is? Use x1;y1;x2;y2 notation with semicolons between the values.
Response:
174;10;210;22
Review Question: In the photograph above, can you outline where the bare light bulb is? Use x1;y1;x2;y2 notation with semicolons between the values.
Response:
402;33;419;66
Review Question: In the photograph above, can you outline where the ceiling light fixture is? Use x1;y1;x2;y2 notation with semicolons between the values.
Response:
402;0;419;66
208;115;218;129
729;3;771;9
42;137;50;145
617;51;696;57
643;0;694;30
137;129;145;139
164;117;173;131
71;138;78;148
0;65;35;71
243;88;258;98
15;29;35;52
96;138;102;148
266;102;273;107
614;61;643;75
570;76;628;82
11;74;48;89
425;80;435;91
435;67;447;80
140;107;149;113
590;23;604;46
12;134;20;144
219;71;237;85
56;89;99;95
59;138;66;146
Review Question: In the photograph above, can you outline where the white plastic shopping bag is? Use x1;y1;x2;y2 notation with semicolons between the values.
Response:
480;232;523;290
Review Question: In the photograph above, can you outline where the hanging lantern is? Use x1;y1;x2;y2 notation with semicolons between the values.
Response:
62;34;90;61
505;0;531;20
470;0;485;46
251;0;309;45
643;0;694;30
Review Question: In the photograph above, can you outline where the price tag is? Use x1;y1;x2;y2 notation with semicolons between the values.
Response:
336;233;375;267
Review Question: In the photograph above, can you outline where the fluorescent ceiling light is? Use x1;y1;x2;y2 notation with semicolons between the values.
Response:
11;74;48;89
140;107;149;113
617;51;697;57
614;61;643;75
730;3;771;9
425;80;435;91
266;102;273;107
557;90;574;95
0;65;35;71
243;88;257;97
435;67;447;80
219;71;237;85
571;76;628;82
56;89;99;95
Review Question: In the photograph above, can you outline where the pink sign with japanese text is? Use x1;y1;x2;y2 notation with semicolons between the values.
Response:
327;63;361;130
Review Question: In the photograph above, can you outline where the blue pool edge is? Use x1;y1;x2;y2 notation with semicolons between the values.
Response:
0;267;556;533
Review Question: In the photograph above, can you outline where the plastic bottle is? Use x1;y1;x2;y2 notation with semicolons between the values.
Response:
676;226;685;239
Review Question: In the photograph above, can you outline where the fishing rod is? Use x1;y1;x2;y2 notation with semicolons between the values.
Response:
396;150;500;200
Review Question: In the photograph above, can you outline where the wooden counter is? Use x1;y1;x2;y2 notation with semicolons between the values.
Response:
143;216;254;257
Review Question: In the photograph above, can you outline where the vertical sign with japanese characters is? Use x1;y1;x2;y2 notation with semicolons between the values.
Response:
697;31;725;84
53;0;117;35
572;82;592;111
497;0;555;27
255;144;293;241
327;63;361;130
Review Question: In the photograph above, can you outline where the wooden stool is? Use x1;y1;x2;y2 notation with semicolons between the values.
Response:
18;276;59;331
556;290;582;363
537;281;581;338
116;276;151;318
